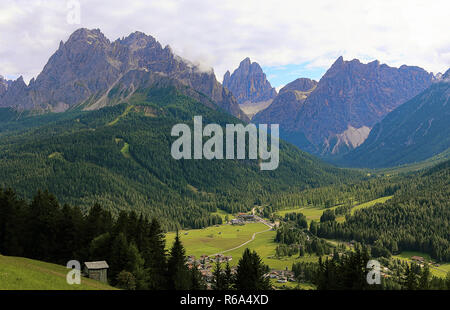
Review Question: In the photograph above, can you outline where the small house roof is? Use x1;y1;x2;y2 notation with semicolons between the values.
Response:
84;261;109;269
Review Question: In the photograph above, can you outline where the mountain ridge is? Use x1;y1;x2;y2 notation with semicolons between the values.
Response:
253;56;434;156
0;28;248;121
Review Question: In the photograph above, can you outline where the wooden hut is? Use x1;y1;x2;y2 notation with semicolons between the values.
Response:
84;261;109;283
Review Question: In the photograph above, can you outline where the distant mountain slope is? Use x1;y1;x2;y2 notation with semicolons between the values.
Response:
253;57;434;155
0;28;247;121
223;57;277;105
253;78;317;125
0;81;359;229
339;81;450;168
278;78;318;93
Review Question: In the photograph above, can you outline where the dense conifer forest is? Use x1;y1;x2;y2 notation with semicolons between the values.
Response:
313;160;450;261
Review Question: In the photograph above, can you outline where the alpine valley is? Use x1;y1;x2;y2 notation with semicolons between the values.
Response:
0;28;449;292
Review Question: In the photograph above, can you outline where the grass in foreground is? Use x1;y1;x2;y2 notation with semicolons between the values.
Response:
0;255;116;290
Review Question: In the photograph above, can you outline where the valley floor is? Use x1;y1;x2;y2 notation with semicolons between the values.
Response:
167;195;449;284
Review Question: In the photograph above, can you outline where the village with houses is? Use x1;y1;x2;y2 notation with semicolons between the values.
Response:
182;212;296;289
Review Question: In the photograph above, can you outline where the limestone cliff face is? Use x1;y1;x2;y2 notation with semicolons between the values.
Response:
0;28;247;121
223;57;277;104
254;57;434;155
0;76;11;98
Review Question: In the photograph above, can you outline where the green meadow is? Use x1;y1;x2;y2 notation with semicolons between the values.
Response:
276;206;339;223
166;223;321;271
0;255;116;290
350;196;393;215
275;196;393;223
392;251;450;278
165;222;270;258
223;230;320;270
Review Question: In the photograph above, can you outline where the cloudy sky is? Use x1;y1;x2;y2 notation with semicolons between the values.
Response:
1;0;449;87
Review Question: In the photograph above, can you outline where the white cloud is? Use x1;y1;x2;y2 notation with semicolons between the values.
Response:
0;0;449;84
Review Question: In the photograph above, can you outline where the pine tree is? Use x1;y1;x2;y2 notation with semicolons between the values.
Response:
26;190;61;261
234;248;271;290
404;264;418;290
419;263;431;290
191;262;206;290
212;258;224;290
223;261;234;290
109;232;131;285
146;218;167;290
166;232;191;290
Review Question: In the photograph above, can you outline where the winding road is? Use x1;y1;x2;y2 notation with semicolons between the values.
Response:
208;217;273;258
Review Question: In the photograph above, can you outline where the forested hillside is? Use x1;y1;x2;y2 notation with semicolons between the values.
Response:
314;160;450;261
0;85;358;229
340;82;450;168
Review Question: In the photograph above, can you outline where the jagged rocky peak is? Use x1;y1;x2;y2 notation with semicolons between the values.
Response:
0;28;247;121
0;75;9;97
223;70;231;84
279;78;318;93
443;68;450;80
117;31;158;50
433;72;443;80
223;57;277;104
63;28;111;49
10;76;27;88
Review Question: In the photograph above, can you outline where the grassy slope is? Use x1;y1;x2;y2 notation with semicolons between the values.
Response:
350;196;393;215
0;255;116;290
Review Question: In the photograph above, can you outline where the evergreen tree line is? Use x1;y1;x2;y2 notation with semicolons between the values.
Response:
274;213;333;257
262;176;404;217
211;248;271;290
292;247;450;290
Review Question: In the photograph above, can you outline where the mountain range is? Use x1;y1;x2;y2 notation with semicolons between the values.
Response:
1;28;449;170
0;28;248;121
253;56;435;155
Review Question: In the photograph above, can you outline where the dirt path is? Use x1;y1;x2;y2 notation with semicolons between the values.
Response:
209;221;272;257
